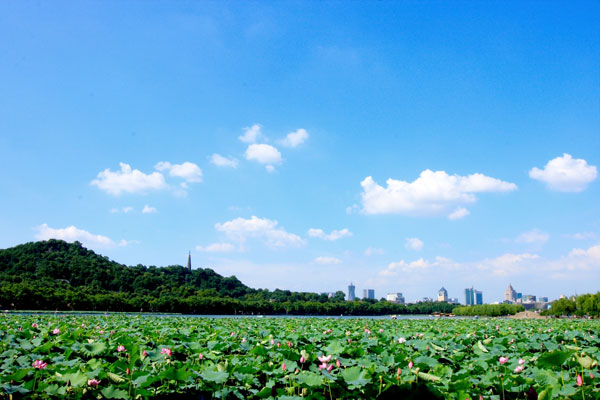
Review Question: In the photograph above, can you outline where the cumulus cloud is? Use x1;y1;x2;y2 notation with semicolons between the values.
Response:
155;161;203;183
215;216;305;248
91;163;166;196
245;144;282;171
279;129;309;148
142;205;157;214
448;207;470;220
315;256;342;265
35;223;134;249
515;229;549;245
360;170;517;217
239;124;262;143
477;253;541;277
405;237;424;251
364;246;384;256
529;154;597;192
210;153;239;168
196;242;236;252
307;228;352;241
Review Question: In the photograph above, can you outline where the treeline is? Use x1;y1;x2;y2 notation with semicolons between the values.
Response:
0;240;455;315
452;304;524;317
542;293;600;317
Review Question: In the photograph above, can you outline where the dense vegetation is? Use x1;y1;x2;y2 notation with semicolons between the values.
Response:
0;240;454;315
452;304;525;317
543;293;600;317
1;315;598;399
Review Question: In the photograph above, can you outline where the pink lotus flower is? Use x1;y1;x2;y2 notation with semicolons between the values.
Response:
336;359;341;368
32;360;47;369
87;378;101;387
160;348;172;356
347;338;351;344
514;365;524;373
198;353;203;360
318;363;328;370
398;337;406;344
31;323;38;328
270;339;275;345
116;345;126;352
364;328;371;334
499;356;508;364
379;329;384;333
590;372;594;379
282;362;287;371
126;368;130;375
287;341;292;348
300;356;306;363
518;358;525;365
142;350;148;357
327;364;333;372
52;328;60;335
277;342;281;348
397;367;401;375
408;361;413;369
318;355;332;363
577;374;583;387
241;338;246;343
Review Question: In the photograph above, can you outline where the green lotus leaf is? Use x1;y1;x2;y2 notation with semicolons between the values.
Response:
106;371;126;384
81;341;107;356
101;385;129;399
201;369;229;384
341;366;369;388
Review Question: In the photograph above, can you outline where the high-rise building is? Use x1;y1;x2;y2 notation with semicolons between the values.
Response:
347;283;356;301
363;289;375;300
386;293;405;304
437;287;448;302
475;290;483;305
465;287;483;305
504;284;517;303
187;251;192;270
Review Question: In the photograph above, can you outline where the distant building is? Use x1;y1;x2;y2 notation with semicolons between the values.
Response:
348;283;356;301
475;291;483;305
465;287;483;305
363;289;375;300
386;293;405;304
524;295;537;303
187;251;192;270
539;297;549;303
437;287;448;302
504;284;517;303
448;297;460;304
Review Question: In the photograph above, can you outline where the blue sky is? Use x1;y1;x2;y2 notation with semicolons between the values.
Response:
1;1;598;303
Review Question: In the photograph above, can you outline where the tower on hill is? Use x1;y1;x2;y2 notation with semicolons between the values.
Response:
187;251;191;270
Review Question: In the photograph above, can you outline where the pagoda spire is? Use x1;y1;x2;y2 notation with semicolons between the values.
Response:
187;251;191;270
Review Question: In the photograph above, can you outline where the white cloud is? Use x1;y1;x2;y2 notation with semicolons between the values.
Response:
210;153;239;168
279;128;309;148
364;246;384;256
196;242;236;252
405;237;424;251
307;228;352;241
565;232;597;240
529;153;597;192
515;229;549;245
448;207;470;220
315;256;342;265
346;204;360;214
245;144;282;171
142;205;157;214
215;216;305;248
360;170;517;217
91;163;166;196
110;206;133;214
35;223;133;249
239;124;262;143
380;258;431;276
477;253;541;277
155;161;203;183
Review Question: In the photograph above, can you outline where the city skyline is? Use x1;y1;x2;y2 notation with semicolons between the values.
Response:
1;2;599;303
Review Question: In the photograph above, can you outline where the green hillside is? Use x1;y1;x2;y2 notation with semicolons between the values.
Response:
0;240;454;315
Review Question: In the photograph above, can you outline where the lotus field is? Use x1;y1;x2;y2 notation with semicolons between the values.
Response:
1;315;599;399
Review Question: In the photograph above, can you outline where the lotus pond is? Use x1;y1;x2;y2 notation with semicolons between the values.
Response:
1;315;599;399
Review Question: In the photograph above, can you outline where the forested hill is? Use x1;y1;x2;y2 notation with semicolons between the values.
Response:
0;240;251;306
0;240;455;315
